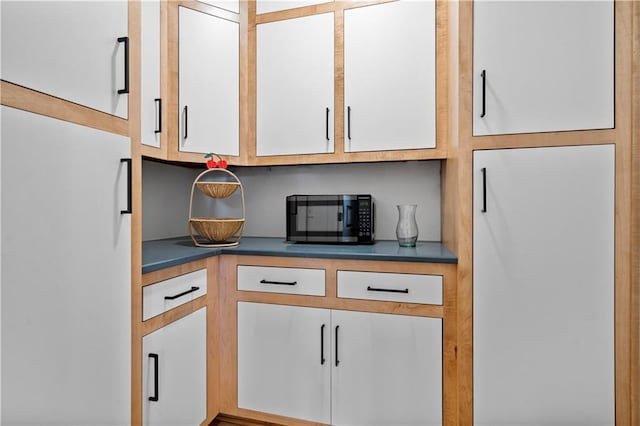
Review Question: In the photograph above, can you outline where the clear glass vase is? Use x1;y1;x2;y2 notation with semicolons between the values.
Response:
396;204;418;247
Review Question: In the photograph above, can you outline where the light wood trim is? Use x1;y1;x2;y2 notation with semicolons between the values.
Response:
255;2;335;24
166;0;180;161
141;258;208;286
333;4;345;156
141;294;207;336
218;254;457;425
179;0;241;23
129;1;143;424
470;128;617;151
207;256;222;424
631;3;640;424
240;0;255;164
0;81;129;137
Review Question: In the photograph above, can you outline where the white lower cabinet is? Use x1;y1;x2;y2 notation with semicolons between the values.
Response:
237;302;442;425
473;145;615;425
143;308;207;426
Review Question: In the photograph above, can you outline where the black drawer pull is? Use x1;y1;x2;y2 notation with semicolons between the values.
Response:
325;107;330;141
335;325;340;367
183;105;188;140
366;286;409;294
480;69;486;118
481;167;487;213
320;324;326;365
164;286;199;300
260;279;297;286
117;36;129;95
148;353;159;402
154;98;162;134
347;105;351;140
120;158;132;215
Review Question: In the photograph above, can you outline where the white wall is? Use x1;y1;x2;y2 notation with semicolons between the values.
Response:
144;160;442;242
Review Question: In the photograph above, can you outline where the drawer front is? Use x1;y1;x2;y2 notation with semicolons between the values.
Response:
237;266;325;296
337;271;442;305
143;269;207;320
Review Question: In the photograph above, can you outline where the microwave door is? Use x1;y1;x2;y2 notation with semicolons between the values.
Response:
296;203;341;242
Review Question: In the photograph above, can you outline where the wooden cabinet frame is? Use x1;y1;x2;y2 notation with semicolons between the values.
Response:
217;255;458;426
442;1;640;425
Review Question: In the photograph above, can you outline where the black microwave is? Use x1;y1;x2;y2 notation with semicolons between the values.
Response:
286;195;374;244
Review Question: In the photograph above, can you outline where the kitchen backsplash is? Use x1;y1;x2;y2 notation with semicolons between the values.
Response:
143;160;441;242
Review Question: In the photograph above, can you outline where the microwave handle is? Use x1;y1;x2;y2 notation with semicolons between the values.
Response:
345;205;353;228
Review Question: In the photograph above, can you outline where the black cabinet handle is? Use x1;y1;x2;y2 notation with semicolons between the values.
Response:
320;324;326;365
480;70;486;118
164;286;199;300
183;105;188;140
366;286;409;294
335;325;340;367
117;36;129;95
259;279;297;286
325;107;330;141
148;353;159;402
481;167;487;213
120;158;132;215
154;98;162;134
347;106;351;140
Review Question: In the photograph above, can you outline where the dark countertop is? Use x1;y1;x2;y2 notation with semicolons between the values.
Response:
142;236;458;274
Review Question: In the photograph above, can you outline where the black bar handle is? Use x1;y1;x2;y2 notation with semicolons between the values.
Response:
481;167;487;213
347;106;351;140
120;158;132;214
183;105;188;140
117;36;129;94
335;325;340;366
148;353;159;402
320;324;326;365
260;279;297;286
164;286;199;300
154;98;162;134
367;286;409;294
480;70;486;118
325;107;330;141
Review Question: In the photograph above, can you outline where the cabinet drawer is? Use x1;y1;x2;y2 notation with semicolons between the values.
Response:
237;266;325;296
143;269;207;320
337;271;442;305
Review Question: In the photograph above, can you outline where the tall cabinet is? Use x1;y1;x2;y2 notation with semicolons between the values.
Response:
472;145;615;425
1;106;131;424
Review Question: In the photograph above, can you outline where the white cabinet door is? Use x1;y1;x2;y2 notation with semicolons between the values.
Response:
237;302;331;423
142;0;162;148
256;0;331;14
1;1;129;119
256;13;334;156
1;106;130;424
344;1;436;152
143;308;207;426
179;7;239;156
473;1;613;136
331;310;442;426
473;145;615;425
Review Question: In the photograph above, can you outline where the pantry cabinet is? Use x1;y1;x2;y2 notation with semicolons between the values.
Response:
473;145;615;425
0;0;129;119
1;106;131;424
143;308;207;426
179;6;239;156
141;0;162;148
237;302;442;425
473;0;614;136
256;12;334;156
344;0;436;152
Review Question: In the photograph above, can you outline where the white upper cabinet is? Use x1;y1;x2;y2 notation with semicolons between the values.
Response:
0;1;129;119
473;0;614;136
256;0;332;14
179;7;239;156
141;0;162;148
256;12;334;156
344;1;436;152
473;145;615;425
